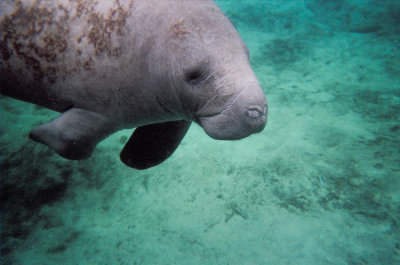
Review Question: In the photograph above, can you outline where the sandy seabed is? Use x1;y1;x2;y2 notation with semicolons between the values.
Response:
1;0;399;264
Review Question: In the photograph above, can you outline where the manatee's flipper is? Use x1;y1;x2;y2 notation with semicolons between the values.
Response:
29;108;117;160
120;120;191;170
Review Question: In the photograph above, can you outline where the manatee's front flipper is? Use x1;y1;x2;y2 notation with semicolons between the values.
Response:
29;108;117;160
120;120;191;170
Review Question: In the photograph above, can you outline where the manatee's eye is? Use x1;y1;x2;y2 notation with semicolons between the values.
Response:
184;68;205;86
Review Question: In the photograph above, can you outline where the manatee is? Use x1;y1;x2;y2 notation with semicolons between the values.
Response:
0;0;267;169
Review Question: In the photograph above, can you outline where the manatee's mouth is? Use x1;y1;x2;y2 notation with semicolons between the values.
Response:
196;104;267;140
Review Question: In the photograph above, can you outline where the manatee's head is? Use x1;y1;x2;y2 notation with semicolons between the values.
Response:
153;1;267;140
184;57;268;140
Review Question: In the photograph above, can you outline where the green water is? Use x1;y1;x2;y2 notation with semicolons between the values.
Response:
1;0;399;264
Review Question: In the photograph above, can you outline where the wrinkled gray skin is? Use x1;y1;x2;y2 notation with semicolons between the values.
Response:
0;0;267;169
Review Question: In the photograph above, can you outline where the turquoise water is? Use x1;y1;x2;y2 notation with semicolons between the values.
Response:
1;0;400;264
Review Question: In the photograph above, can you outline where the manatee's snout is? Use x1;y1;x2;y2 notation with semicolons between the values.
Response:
199;90;268;140
223;100;267;138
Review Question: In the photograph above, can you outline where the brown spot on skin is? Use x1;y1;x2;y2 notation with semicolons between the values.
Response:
77;35;83;43
74;0;131;56
47;66;57;83
1;0;133;90
1;1;69;83
22;54;43;81
112;47;121;56
170;21;190;39
83;60;92;70
0;42;12;61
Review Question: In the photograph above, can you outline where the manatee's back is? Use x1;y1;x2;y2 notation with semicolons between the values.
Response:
0;0;138;115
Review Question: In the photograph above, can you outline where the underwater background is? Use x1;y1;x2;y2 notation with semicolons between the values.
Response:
1;0;399;264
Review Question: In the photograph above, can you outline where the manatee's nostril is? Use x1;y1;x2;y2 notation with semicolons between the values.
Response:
246;106;265;118
247;109;261;118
